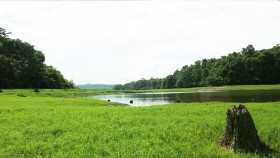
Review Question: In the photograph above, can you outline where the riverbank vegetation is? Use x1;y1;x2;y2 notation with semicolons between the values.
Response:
0;89;123;97
222;84;280;91
1;84;279;98
114;44;280;90
0;94;279;157
0;27;74;89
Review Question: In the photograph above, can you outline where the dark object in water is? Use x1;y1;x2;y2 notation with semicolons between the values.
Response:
0;89;3;93
17;94;27;97
129;100;133;104
34;88;40;93
219;104;274;154
107;100;110;102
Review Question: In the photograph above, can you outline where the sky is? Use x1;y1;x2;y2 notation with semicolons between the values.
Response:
0;1;280;85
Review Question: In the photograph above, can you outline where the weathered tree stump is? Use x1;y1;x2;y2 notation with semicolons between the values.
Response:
34;88;40;93
219;104;273;154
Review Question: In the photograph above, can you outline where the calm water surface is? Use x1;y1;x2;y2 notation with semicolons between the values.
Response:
90;90;280;106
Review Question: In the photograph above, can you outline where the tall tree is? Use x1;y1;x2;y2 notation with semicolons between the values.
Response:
0;27;75;88
114;44;280;90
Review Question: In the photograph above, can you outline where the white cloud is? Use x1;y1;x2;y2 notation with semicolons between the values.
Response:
0;1;280;84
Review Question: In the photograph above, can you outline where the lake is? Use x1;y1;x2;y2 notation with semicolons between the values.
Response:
90;90;280;106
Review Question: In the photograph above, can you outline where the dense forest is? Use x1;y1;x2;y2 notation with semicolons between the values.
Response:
114;44;280;90
0;27;75;89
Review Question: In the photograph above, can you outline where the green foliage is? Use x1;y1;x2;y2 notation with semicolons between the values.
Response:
163;75;176;88
242;44;256;57
0;27;11;37
0;27;75;89
113;78;164;90
41;66;74;89
0;55;21;87
112;84;123;90
0;94;279;157
114;44;280;90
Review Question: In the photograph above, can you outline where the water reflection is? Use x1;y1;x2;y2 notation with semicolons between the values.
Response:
90;90;280;106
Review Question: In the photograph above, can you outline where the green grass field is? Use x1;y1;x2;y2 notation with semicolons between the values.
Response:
222;84;280;91
0;89;279;157
0;89;123;97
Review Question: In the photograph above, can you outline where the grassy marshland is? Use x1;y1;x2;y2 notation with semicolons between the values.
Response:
0;89;279;157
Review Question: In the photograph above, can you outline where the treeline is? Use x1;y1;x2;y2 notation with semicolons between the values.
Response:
0;27;75;89
113;44;280;90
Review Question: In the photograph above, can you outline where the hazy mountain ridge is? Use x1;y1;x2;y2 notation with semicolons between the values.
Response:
77;84;114;90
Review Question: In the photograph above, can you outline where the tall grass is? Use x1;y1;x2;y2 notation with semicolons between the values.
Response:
0;94;279;157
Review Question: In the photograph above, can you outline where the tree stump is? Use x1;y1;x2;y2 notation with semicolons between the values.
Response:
0;89;3;93
34;88;40;93
219;104;273;154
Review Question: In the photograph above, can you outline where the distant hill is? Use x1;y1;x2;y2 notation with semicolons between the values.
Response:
77;84;114;90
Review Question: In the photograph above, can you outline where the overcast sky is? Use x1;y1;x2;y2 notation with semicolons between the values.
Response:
0;1;280;85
